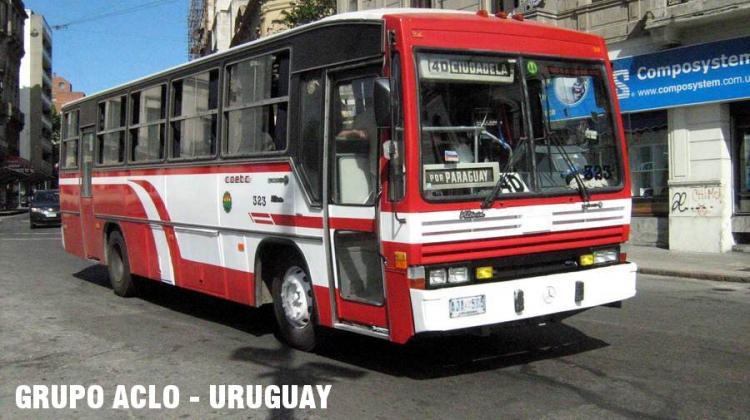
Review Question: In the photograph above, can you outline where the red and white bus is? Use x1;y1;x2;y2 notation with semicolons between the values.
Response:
60;9;636;350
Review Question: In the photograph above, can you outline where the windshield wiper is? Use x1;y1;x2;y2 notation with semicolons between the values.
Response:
481;134;526;209
548;131;590;203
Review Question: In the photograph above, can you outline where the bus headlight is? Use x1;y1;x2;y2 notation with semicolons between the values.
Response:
448;267;469;284
429;269;447;286
593;248;619;264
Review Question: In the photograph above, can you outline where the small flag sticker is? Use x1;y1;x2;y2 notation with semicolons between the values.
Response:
444;150;460;162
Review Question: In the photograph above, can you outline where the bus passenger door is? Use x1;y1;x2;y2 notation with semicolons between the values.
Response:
79;126;97;259
326;68;388;331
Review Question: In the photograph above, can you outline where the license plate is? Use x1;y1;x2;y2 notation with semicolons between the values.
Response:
449;295;486;318
45;213;58;218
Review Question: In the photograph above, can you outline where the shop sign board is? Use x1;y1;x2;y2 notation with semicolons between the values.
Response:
612;37;750;113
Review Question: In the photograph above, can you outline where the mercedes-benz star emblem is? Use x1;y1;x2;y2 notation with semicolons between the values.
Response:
543;286;557;304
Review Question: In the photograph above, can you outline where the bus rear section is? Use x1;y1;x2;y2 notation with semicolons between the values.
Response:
58;10;636;350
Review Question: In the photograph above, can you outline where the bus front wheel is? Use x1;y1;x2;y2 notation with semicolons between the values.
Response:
272;260;317;351
107;231;137;297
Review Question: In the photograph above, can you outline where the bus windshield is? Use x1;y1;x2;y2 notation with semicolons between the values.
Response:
417;52;622;201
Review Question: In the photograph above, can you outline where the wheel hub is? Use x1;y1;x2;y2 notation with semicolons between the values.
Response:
280;266;312;329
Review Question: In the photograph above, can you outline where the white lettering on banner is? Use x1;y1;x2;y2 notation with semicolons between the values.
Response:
209;385;331;409
636;53;750;81
16;385;104;409
111;385;179;409
16;384;333;410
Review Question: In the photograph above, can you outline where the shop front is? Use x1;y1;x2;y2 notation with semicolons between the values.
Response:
612;36;750;252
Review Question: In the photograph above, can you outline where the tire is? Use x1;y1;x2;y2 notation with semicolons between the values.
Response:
30;222;36;229
272;258;318;351
107;231;137;297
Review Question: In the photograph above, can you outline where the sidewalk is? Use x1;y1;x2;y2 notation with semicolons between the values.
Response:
624;244;750;283
0;208;27;218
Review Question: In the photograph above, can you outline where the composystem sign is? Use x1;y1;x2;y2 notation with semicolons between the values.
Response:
612;37;750;112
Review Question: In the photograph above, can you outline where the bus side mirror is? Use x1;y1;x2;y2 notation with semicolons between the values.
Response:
373;77;391;128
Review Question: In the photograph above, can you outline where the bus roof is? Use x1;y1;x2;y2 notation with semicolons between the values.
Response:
62;8;601;110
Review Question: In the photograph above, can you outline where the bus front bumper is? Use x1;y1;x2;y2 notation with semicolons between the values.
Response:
410;262;637;333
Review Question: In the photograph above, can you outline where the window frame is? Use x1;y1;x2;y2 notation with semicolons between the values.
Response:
95;95;128;167
61;110;80;169
168;67;221;162
129;84;168;164
221;49;291;158
329;70;381;207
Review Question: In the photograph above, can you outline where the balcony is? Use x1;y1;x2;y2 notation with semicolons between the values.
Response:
5;103;25;128
41;94;53;113
41;114;53;131
42;71;53;89
42;49;52;70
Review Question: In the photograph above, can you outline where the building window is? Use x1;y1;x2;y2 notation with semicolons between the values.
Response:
624;111;668;215
413;0;432;8
733;101;750;214
493;0;520;12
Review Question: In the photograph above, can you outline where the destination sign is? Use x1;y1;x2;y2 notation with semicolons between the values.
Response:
423;163;500;190
419;54;515;83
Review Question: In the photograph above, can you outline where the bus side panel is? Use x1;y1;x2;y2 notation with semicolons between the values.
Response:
119;220;159;282
224;269;254;306
297;242;332;328
222;233;255;306
94;182;165;283
61;213;85;260
385;270;415;344
60;182;85;260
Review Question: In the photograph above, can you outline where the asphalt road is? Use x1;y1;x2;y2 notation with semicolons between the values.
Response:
1;212;749;419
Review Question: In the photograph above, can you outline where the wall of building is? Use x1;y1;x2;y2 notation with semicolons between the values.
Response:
51;75;84;113
603;0;750;252
19;9;54;189
0;0;27;208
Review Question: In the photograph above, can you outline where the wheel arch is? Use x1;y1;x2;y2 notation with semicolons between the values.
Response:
102;221;123;265
253;238;311;307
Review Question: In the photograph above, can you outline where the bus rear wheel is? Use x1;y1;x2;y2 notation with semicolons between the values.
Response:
272;260;317;351
107;231;137;297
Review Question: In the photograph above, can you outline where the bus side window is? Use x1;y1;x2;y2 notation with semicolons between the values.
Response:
298;72;325;203
171;69;219;159
224;51;289;155
331;76;378;205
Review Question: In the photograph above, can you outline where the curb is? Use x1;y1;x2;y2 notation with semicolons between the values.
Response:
638;267;750;283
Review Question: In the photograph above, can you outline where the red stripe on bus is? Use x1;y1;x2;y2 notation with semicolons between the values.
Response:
82;162;292;178
329;217;375;231
271;214;324;229
130;180;172;222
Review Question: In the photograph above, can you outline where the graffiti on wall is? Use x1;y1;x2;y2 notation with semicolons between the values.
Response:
670;185;722;217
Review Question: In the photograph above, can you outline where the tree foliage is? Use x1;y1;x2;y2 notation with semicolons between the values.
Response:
51;108;61;146
274;0;336;29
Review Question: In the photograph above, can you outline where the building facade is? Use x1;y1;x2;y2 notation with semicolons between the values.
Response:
333;0;750;253
51;74;84;114
19;9;54;191
0;0;26;209
188;0;294;59
511;0;750;253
